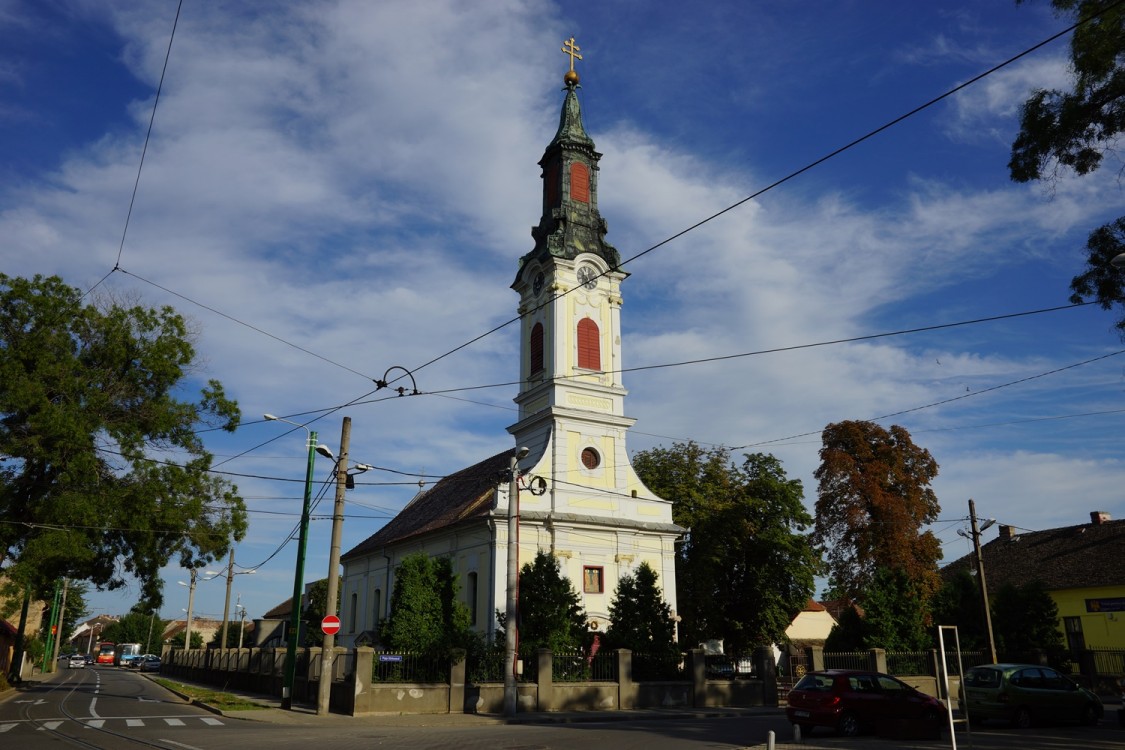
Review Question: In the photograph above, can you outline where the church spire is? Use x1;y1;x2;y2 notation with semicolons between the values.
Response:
515;38;620;285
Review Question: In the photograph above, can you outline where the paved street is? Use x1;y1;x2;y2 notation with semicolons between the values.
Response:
1;667;1121;750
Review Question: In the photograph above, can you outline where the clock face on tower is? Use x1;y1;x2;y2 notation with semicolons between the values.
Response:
533;272;545;296
577;265;597;290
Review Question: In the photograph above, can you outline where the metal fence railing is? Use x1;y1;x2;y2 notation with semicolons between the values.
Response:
632;652;685;681
886;651;930;676
553;650;617;682
370;652;450;683
823;651;867;671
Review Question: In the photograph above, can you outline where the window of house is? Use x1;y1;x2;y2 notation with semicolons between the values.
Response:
530;322;544;374
349;592;358;632
372;589;381;625
583;566;604;594
467;572;478;626
581;447;600;470
577;318;600;370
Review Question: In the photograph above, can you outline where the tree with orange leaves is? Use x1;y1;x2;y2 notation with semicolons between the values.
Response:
812;421;942;605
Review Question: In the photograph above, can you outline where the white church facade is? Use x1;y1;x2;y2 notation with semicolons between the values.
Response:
338;54;682;646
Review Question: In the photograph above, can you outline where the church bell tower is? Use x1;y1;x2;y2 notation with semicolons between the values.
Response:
509;38;637;490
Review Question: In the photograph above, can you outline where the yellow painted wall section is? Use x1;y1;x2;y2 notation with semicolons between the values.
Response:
1051;586;1125;649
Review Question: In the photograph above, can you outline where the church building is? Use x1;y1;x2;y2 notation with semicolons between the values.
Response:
338;43;682;646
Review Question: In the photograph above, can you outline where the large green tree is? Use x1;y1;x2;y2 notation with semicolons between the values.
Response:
991;579;1066;657
604;562;677;656
514;551;588;653
1011;0;1125;336
102;609;168;655
381;553;470;655
931;570;990;651
0;274;246;610
633;443;819;652
813;421;942;604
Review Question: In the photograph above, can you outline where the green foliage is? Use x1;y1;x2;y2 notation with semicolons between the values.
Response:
992;579;1065;656
1011;0;1125;337
813;421;942;605
605;562;678;656
208;621;249;648
22;635;44;666
0;274;246;608
302;579;338;647
931;570;988;650
859;567;932;651
633;443;819;651
168;630;204;649
381;553;470;655
516;551;588;653
102;611;168;654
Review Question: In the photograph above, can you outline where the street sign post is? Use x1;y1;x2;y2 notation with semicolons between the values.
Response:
321;614;341;635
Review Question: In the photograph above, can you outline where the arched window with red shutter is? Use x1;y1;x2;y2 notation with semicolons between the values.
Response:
530;322;544;374
577;318;600;370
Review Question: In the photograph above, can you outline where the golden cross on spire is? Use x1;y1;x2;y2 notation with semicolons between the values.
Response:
561;37;582;84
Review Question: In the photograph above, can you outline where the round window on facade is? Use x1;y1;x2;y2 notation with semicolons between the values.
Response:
581;447;600;470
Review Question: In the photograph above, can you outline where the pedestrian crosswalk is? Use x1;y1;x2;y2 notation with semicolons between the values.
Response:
0;716;224;732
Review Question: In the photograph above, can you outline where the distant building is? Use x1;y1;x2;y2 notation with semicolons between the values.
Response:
942;510;1125;650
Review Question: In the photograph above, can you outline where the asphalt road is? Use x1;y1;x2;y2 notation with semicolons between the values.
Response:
2;666;1121;750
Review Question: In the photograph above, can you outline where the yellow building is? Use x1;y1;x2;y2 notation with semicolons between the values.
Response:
944;511;1125;650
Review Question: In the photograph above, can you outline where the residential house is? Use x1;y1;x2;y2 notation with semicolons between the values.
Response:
942;510;1125;650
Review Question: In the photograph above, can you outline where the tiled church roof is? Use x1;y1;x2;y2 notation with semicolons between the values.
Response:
341;450;511;561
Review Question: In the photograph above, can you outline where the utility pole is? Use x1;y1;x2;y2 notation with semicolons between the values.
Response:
969;499;998;664
503;446;529;717
51;578;69;664
316;416;350;716
42;580;61;672
221;549;235;649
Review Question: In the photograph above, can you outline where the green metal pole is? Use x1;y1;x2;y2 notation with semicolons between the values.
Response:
281;430;317;710
42;581;61;672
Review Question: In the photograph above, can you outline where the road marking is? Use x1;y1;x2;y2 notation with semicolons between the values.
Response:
164;718;186;726
86;719;105;728
127;719;144;727
160;741;204;750
15;699;45;705
201;717;223;726
0;724;15;733
90;696;100;718
38;721;64;731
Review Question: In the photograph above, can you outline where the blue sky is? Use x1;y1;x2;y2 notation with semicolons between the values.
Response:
3;0;1123;627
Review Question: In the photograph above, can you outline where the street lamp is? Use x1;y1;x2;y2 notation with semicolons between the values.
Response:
217;550;256;650
957;498;998;664
177;569;219;650
264;412;332;710
503;446;530;717
235;599;248;650
316;416;374;716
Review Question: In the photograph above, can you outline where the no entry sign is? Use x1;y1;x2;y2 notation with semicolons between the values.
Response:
321;614;341;635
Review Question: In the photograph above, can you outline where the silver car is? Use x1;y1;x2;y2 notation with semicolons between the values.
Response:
67;654;86;669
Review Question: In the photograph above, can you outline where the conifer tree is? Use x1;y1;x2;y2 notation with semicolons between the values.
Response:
605;562;677;656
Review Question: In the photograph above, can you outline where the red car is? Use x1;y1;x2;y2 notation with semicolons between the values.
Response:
786;669;944;737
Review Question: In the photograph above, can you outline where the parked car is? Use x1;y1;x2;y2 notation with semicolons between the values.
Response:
67;654;86;669
960;663;1103;728
786;669;943;737
136;654;161;673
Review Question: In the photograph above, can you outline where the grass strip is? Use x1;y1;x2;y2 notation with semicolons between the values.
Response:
153;677;269;711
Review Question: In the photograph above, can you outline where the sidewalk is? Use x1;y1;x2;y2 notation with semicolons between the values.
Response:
151;674;785;727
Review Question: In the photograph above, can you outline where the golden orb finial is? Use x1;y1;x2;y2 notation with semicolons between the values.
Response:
561;37;582;85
